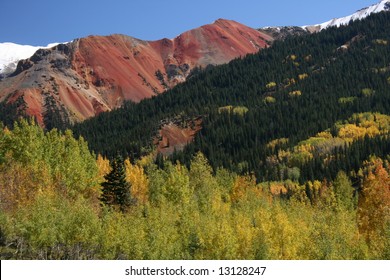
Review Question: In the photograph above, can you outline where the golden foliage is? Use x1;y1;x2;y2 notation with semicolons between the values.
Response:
0;159;50;212
266;138;289;150
338;124;367;140
125;159;149;204
288;54;297;61
265;81;277;89
289;144;313;166
218;105;233;114
232;106;249;116
316;131;333;139
231;175;255;203
257;204;300;259
298;73;309;80
335;113;390;140
283;78;296;88
269;182;288;196
288;90;302;97
264;96;276;104
358;159;390;255
96;154;110;182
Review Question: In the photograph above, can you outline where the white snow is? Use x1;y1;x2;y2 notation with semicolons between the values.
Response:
0;42;61;75
304;0;390;31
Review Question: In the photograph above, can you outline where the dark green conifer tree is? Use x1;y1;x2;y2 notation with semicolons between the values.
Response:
100;156;132;212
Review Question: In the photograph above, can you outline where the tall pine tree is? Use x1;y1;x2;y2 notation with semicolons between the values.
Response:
100;156;132;212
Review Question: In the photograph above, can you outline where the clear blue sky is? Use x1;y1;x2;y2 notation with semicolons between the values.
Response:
0;0;380;46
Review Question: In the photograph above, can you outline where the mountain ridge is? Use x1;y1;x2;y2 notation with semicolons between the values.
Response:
0;42;61;77
0;19;272;126
304;0;390;32
260;0;390;39
3;1;390;77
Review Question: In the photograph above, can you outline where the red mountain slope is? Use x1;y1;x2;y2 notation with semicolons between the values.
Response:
0;19;273;126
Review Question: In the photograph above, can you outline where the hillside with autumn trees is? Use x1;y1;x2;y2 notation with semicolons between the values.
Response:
1;12;390;259
0;120;389;259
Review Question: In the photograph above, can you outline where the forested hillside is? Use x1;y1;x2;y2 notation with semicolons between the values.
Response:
1;12;390;260
73;12;390;183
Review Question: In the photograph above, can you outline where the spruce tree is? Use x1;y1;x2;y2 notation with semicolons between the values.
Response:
100;156;132;212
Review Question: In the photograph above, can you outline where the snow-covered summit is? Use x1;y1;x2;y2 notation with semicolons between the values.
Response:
304;0;390;32
0;42;60;76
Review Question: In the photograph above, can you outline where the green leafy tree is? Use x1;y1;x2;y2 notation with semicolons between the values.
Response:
333;171;356;210
101;156;132;212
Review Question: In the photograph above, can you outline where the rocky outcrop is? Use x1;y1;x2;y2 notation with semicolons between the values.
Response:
259;26;308;41
0;19;273;126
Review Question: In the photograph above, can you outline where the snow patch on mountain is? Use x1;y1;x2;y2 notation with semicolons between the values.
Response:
0;42;60;76
304;0;390;31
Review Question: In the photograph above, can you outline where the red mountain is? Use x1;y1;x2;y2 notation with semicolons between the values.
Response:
0;19;273;126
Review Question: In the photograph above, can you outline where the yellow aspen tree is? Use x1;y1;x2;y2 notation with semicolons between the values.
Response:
96;154;110;182
125;159;149;204
266;204;300;259
0;157;53;212
233;212;256;259
231;175;253;203
358;159;390;256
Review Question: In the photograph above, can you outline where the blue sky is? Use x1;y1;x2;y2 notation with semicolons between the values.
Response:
0;0;380;46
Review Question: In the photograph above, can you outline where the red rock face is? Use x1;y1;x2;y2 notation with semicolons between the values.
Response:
0;19;273;126
155;118;203;156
